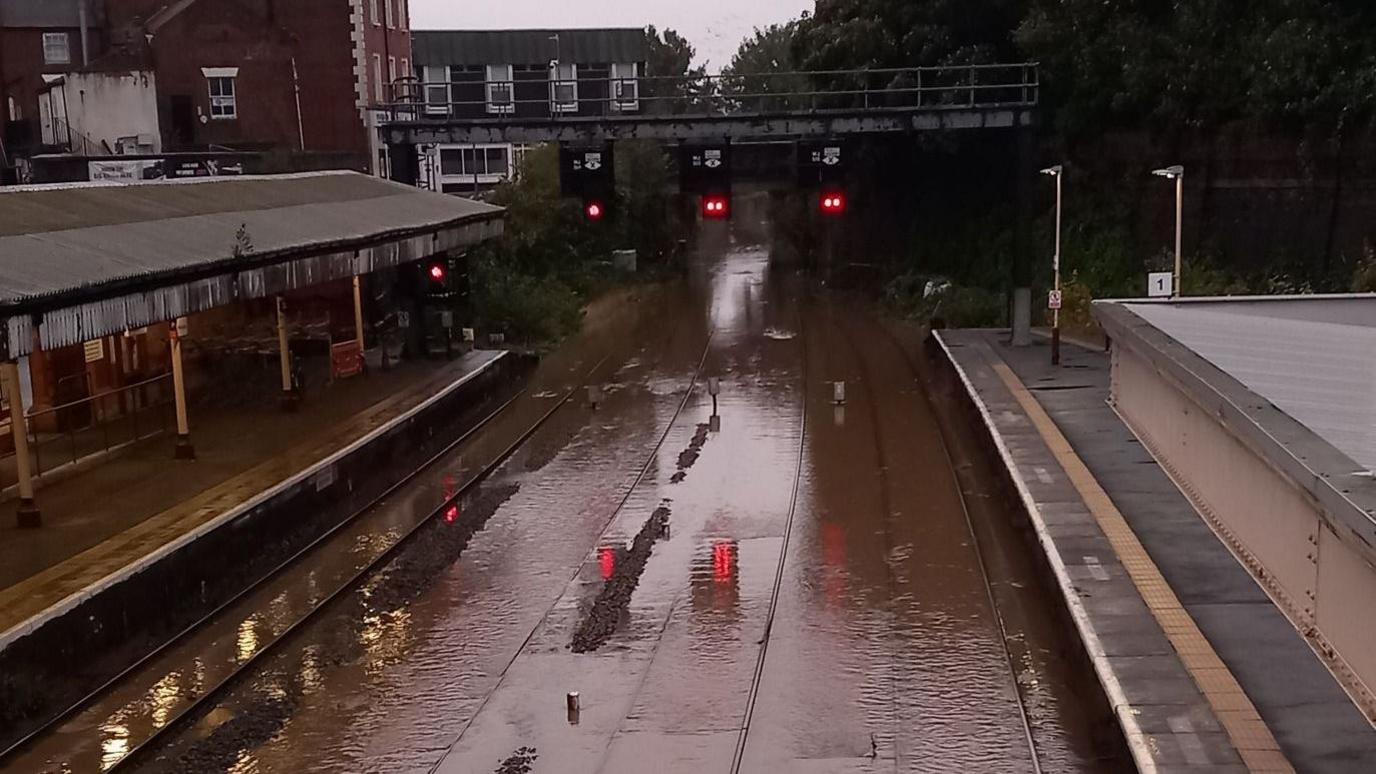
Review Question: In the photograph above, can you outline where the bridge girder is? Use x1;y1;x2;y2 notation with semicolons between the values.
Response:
382;107;1036;146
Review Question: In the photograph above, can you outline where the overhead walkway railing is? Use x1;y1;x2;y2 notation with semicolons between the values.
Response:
382;62;1039;121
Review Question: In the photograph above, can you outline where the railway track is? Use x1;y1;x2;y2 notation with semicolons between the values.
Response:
729;301;1045;774
426;331;715;772
0;354;609;772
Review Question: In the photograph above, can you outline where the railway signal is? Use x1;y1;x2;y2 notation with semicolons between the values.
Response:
820;191;847;216
701;194;730;220
427;261;447;284
584;199;607;222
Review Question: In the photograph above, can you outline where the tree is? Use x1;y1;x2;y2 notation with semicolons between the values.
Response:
644;25;714;114
720;19;811;112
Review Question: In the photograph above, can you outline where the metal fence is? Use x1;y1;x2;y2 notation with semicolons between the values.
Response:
383;63;1039;121
2;374;174;481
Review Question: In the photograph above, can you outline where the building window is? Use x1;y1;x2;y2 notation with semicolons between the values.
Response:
201;68;240;119
486;65;514;114
398;0;407;29
610;62;639;112
370;0;379;26
423;66;449;114
42;33;71;65
549;62;577;113
373;54;383;103
438;144;513;185
384;0;394;29
388;56;396;96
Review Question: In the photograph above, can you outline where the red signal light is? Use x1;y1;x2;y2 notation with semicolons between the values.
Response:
428;263;447;282
820;191;846;215
585;200;605;221
702;195;730;220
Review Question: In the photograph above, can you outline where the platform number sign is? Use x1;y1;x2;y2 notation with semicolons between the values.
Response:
1147;272;1174;298
1048;290;1063;310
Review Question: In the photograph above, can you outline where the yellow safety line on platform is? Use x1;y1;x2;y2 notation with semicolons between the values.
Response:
991;360;1294;774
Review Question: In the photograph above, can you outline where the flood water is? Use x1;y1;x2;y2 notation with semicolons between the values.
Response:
25;230;1125;773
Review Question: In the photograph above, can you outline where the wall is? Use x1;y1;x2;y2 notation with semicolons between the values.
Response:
54;69;159;153
102;0;381;158
0;25;93;152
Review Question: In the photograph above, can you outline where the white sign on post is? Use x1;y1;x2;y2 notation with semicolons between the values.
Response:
1147;272;1174;298
1048;290;1063;310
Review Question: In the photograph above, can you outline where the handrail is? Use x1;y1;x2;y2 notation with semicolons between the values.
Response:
383;62;1039;120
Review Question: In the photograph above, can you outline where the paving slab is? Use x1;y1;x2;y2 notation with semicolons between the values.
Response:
955;328;1376;774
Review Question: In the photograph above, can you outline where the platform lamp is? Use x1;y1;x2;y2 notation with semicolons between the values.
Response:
1040;164;1063;365
1152;165;1185;297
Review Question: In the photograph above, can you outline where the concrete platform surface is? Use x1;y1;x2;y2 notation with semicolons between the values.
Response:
0;350;503;641
939;328;1376;774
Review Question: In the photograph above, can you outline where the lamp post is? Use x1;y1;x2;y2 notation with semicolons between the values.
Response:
1152;165;1185;297
1040;164;1063;365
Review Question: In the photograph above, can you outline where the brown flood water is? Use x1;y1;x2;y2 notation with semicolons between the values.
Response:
94;230;1125;773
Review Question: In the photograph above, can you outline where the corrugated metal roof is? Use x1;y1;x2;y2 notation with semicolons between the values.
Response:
412;28;648;68
0;171;503;310
0;0;84;28
1124;298;1376;472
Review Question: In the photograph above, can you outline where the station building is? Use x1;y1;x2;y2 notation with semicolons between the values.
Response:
0;170;502;525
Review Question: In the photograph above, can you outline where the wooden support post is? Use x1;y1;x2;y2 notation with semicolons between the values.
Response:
170;318;195;460
277;296;298;411
353;274;366;357
3;360;41;526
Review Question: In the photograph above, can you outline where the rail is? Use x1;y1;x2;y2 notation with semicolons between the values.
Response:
382;62;1039;121
1;374;173;481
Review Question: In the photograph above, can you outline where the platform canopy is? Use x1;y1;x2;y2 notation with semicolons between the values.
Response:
0;171;504;358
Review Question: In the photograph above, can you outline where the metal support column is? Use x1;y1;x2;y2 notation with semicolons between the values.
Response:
2;360;40;526
170;318;196;460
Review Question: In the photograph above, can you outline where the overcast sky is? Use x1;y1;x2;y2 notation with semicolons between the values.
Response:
409;0;813;71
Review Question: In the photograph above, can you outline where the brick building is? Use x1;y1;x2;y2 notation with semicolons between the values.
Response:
2;0;411;177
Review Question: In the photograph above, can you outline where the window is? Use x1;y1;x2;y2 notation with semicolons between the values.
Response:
207;76;236;119
422;65;449;114
388;56;396;95
373;54;383;103
610;62;639;112
438;144;513;184
384;0;394;29
370;0;379;25
398;0;407;29
549;62;577;113
42;33;70;65
485;65;513;114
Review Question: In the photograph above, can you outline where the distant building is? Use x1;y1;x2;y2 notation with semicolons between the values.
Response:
410;28;648;193
0;0;105;171
2;0;414;181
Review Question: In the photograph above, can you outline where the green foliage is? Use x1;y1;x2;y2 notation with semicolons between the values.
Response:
467;142;680;347
1017;0;1376;134
644;26;715;114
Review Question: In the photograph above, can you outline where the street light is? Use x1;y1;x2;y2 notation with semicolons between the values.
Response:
1040;164;1063;365
1152;165;1185;297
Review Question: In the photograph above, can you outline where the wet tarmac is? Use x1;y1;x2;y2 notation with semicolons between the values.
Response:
8;233;1127;773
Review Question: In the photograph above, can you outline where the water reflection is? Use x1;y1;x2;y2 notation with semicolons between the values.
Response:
236;616;260;664
149;671;182;728
98;722;128;771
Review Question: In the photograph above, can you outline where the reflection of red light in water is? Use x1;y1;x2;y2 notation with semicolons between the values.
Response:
600;547;616;580
445;504;459;523
713;542;735;583
821;523;847;607
442;475;457;500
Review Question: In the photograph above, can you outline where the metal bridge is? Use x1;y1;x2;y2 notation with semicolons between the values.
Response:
380;63;1040;146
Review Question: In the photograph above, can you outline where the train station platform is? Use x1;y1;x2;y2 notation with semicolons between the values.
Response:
936;328;1376;773
0;350;503;640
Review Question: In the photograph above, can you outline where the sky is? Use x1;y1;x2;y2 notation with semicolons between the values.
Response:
409;0;814;71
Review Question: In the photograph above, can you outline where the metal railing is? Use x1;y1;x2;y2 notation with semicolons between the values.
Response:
1;374;174;481
382;63;1039;121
